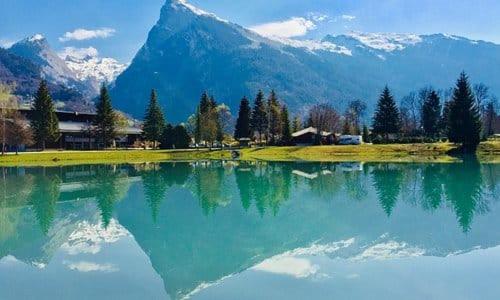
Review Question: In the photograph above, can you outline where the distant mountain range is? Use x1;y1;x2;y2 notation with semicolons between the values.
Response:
110;0;500;122
0;34;125;110
1;0;499;121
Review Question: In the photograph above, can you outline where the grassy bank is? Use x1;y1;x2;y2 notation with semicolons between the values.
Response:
0;141;498;166
238;141;500;163
0;149;232;167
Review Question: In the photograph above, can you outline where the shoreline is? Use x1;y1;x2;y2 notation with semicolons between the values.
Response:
0;141;498;167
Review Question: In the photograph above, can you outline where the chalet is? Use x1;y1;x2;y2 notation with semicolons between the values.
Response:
291;127;335;146
18;109;142;150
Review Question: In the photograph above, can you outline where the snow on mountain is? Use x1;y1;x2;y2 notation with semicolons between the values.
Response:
105;0;500;122
347;31;423;52
273;37;352;55
9;34;79;86
59;47;127;87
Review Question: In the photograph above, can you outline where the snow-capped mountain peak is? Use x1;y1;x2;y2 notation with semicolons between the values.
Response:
28;34;45;43
174;0;228;22
59;47;127;88
347;31;423;52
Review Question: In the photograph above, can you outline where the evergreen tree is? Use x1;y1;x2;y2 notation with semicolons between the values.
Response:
421;90;442;138
32;80;59;150
173;125;191;149
143;89;166;149
281;105;292;145
234;96;252;139
267;90;282;145
440;100;452;136
93;85;116;149
447;72;482;151
372;86;400;141
251;90;268;144
162;124;175;149
194;107;201;145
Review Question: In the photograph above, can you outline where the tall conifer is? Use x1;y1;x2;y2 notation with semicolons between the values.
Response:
422;90;441;138
267;90;282;145
143;89;166;149
93;84;116;149
251;90;268;143
281;105;292;145
447;72;482;151
234;96;252;139
32;80;59;150
372;86;400;141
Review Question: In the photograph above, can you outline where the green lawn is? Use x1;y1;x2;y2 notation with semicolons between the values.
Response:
0;141;498;166
0;149;231;167
239;141;500;163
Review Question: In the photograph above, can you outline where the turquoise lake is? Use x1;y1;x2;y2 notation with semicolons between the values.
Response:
0;160;499;299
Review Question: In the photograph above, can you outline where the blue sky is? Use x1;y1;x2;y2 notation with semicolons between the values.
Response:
1;0;499;63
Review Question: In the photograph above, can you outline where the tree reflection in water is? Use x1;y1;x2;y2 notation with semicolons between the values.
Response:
0;159;497;235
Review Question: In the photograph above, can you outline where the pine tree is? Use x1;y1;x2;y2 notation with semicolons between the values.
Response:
267;90;282;145
440;100;452;136
372;86;400;141
421;90;441;138
234;96;252;139
173;125;191;149
194;107;201;145
32;80;59;150
162;124;175;149
93;84;116;149
281;105;292;145
447;72;482;151
251;90;268;144
143;89;166;149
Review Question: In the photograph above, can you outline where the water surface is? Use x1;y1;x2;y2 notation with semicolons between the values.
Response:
0;160;499;299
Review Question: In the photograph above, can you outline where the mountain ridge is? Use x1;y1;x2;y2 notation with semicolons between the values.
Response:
109;0;500;122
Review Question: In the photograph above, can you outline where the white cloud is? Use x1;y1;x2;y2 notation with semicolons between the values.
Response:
59;28;115;42
58;47;99;60
341;15;357;21
65;261;119;273
250;17;317;38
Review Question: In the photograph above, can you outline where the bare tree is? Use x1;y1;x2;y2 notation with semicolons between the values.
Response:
473;83;489;116
346;100;367;134
7;111;33;154
217;104;233;137
400;87;431;136
308;103;340;143
0;83;18;154
400;92;419;135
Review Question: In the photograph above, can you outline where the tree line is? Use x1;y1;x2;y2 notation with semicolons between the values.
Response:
371;72;493;151
1;70;498;153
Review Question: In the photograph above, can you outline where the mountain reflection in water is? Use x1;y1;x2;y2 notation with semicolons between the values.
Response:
0;161;498;299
